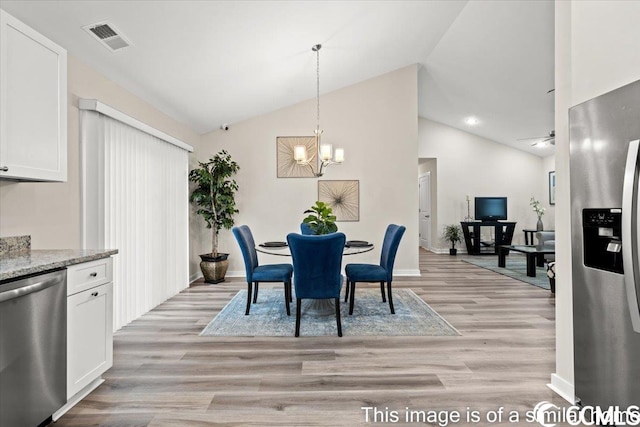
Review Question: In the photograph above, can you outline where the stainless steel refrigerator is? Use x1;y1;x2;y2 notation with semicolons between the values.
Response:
570;79;640;408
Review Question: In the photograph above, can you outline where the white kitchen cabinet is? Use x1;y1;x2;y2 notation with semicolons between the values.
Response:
64;258;113;404
0;10;67;181
67;282;113;398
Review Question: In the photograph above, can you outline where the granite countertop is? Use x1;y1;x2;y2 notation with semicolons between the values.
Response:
0;249;118;282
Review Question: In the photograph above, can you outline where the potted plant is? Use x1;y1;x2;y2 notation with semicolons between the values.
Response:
302;201;338;235
189;150;239;283
529;196;546;231
442;224;462;255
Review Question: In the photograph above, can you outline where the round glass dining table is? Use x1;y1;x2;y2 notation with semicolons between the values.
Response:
255;242;375;316
256;243;374;256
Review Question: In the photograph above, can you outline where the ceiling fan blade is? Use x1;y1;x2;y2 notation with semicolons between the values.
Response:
517;136;546;141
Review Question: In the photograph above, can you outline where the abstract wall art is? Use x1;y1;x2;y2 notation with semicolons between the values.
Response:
318;180;359;221
276;136;317;178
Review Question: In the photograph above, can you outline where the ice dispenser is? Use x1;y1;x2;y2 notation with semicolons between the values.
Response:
582;208;623;274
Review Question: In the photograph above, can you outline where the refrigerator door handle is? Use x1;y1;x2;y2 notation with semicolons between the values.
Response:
622;139;640;333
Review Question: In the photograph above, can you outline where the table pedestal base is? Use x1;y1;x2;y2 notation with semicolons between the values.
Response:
301;299;336;316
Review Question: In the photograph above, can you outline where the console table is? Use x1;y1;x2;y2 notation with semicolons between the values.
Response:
460;221;516;255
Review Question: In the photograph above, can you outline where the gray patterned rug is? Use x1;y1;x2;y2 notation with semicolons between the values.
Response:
200;288;459;337
461;256;551;290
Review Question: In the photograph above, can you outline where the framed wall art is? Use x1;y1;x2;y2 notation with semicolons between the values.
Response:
549;171;556;205
318;180;359;221
276;136;317;178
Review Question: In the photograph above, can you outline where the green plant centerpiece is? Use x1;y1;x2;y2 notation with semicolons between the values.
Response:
442;224;463;255
189;150;239;283
303;201;338;235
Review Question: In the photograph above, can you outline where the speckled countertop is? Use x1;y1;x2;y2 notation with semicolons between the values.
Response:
0;249;118;283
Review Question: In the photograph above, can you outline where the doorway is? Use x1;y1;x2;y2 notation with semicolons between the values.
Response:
419;172;431;250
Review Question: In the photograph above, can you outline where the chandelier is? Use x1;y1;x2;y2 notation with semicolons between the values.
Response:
293;44;344;177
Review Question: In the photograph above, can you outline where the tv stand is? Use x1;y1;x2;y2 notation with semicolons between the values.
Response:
460;221;516;255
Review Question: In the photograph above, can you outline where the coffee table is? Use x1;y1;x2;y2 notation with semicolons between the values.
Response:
498;245;555;277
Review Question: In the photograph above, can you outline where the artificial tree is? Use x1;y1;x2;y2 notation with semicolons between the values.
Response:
189;150;239;282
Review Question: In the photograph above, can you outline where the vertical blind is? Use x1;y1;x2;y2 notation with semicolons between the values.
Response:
81;109;190;331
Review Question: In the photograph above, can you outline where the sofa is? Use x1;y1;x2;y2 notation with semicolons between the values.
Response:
536;231;555;293
536;231;555;250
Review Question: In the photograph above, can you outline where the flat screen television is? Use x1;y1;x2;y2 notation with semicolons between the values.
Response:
475;197;507;221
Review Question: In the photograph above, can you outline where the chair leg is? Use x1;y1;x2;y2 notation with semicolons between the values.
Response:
335;298;343;337
289;282;293;302
245;282;253;315
387;281;395;314
284;281;291;316
252;282;259;303
295;298;302;337
349;281;356;315
344;280;350;302
380;281;386;302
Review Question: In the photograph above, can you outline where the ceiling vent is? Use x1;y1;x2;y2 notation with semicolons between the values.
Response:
82;22;132;52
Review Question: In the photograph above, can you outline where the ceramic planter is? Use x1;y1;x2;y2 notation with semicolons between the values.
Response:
199;253;229;284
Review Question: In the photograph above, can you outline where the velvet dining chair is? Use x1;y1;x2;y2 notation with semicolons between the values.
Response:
345;224;406;315
300;222;315;235
287;232;346;337
232;225;293;316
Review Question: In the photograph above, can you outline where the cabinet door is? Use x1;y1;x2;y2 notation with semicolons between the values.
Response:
67;282;113;399
0;10;67;181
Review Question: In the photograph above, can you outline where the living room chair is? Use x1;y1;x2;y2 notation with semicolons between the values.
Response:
287;232;346;337
345;224;406;315
536;231;556;262
232;225;293;316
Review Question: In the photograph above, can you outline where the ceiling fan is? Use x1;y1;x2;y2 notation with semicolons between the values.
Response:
517;130;555;146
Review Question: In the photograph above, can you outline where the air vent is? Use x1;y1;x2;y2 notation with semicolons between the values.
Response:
82;22;132;52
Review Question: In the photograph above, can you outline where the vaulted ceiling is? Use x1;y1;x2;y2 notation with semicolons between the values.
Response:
1;0;554;156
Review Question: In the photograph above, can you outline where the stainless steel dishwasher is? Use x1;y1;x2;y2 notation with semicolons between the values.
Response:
0;269;66;427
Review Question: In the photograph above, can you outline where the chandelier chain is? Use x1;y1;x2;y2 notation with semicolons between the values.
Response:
316;46;320;131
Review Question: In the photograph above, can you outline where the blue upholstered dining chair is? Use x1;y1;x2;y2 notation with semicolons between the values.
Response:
232;225;293;316
300;222;315;235
345;224;406;315
287;232;346;337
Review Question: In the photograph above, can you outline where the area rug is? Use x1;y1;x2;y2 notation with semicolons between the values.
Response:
461;256;550;290
200;288;459;337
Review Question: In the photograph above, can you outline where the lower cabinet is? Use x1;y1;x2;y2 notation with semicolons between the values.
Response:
67;281;113;398
54;257;113;420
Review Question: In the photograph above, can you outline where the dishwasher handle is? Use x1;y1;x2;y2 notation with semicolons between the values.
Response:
0;273;65;303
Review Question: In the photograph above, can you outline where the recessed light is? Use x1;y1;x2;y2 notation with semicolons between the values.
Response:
533;142;548;148
464;117;479;125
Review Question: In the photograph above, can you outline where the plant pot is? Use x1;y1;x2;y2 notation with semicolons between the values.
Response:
199;253;229;284
449;248;457;256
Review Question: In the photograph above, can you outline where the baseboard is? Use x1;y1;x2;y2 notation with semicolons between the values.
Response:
394;269;421;276
53;378;104;421
430;248;468;255
226;270;245;278
548;373;575;404
189;272;203;283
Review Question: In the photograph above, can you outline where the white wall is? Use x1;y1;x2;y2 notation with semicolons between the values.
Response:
542;155;556;230
194;65;420;278
552;0;640;403
419;118;548;251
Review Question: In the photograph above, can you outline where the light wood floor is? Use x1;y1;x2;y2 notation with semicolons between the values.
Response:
55;250;569;426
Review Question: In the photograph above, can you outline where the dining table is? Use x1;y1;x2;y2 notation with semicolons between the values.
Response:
256;241;375;256
255;240;375;316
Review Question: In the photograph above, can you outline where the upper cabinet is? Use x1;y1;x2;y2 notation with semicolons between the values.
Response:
0;10;67;181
